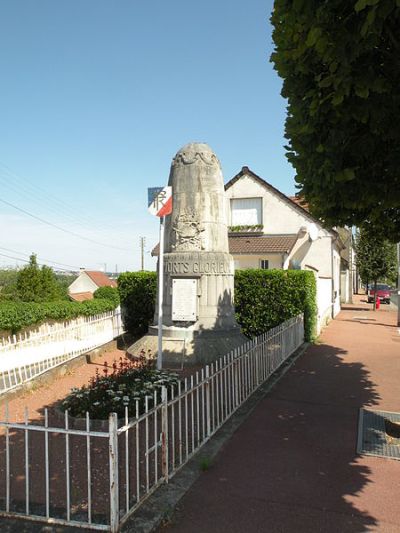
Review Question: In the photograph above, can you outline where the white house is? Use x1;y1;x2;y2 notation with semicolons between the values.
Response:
68;270;117;302
225;167;352;331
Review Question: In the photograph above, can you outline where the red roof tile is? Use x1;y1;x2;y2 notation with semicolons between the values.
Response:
289;195;310;211
152;234;298;256
85;271;117;288
228;234;298;255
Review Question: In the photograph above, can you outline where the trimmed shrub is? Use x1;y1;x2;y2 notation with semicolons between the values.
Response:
234;269;317;341
118;272;157;338
0;299;118;335
118;269;317;342
94;286;120;306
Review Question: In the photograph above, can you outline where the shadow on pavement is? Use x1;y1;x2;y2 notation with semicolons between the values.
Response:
161;343;381;533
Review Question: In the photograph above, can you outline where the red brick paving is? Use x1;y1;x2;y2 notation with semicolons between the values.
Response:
161;296;400;533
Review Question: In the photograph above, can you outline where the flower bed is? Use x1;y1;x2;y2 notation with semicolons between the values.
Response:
61;355;180;420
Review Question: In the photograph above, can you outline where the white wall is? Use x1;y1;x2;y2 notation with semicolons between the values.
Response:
68;272;98;294
232;255;284;270
317;277;333;332
226;174;312;234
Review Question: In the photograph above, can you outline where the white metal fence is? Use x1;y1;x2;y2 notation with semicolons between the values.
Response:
0;308;124;394
0;314;304;531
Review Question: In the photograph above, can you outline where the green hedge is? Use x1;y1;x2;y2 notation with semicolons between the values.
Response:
118;269;317;342
0;299;118;335
234;270;317;341
118;272;157;338
93;286;120;306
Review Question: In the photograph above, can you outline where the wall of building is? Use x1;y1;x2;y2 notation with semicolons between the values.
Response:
68;273;98;294
317;277;333;331
226;174;312;234
232;254;284;270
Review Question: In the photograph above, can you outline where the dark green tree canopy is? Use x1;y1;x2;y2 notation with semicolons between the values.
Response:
355;223;397;285
16;254;66;302
271;0;400;240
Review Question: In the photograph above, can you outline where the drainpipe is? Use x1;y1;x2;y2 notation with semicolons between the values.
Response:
282;252;290;270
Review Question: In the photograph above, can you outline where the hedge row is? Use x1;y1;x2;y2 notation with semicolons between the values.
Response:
118;271;157;338
234;270;316;341
0;299;118;335
118;269;317;342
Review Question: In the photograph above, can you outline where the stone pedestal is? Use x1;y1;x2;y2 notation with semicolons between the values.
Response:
128;142;246;366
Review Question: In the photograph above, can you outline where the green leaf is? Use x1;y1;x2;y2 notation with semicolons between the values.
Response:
332;92;344;105
319;75;333;88
355;86;369;98
354;0;367;12
306;27;322;48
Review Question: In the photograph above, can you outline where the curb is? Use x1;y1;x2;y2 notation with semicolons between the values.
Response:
121;342;310;533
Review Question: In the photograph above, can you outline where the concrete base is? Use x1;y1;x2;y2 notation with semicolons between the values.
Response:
127;327;248;367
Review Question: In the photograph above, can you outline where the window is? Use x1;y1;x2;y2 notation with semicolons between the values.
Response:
231;198;262;226
260;259;269;269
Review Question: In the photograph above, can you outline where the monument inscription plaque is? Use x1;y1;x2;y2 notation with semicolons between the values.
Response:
172;278;197;321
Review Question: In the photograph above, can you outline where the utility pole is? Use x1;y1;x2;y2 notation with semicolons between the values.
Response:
140;237;146;271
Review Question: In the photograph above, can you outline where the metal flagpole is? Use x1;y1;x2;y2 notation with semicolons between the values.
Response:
157;216;165;370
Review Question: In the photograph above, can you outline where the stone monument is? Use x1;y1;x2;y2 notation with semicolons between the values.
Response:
128;142;246;365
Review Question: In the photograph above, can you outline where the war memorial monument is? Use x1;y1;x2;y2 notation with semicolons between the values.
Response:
128;142;246;365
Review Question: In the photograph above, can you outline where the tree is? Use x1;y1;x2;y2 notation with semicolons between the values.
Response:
271;0;400;240
355;224;397;308
15;254;66;302
0;269;18;301
93;286;120;306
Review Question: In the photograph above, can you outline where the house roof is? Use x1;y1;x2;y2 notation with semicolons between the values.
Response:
225;166;342;241
225;166;317;221
228;234;298;255
288;195;310;211
152;234;298;256
84;271;117;288
69;291;94;302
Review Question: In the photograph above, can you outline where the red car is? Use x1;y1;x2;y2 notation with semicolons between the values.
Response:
368;284;391;304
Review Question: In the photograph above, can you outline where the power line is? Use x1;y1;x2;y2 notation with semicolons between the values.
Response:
0;197;132;252
0;162;124;235
0;251;75;272
0;246;80;270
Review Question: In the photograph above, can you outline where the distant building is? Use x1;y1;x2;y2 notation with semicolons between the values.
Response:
68;269;117;302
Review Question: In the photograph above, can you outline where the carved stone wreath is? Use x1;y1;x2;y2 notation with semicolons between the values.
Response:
172;211;205;251
173;150;220;168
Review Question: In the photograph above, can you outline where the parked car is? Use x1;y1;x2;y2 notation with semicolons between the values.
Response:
368;284;391;304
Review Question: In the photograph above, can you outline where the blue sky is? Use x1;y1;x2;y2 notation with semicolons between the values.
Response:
0;0;294;272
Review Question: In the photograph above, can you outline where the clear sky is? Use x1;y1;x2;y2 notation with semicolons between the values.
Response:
0;0;294;273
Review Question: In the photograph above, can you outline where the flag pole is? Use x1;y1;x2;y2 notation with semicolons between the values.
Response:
157;216;165;370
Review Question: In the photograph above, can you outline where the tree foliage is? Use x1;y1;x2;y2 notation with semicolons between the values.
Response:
15;254;66;302
355;224;397;286
271;0;400;240
94;286;120;306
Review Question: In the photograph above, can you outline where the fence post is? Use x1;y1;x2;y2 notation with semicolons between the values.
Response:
161;386;169;482
205;365;211;437
109;413;119;533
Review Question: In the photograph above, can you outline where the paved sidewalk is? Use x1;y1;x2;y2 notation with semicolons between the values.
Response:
160;297;400;533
